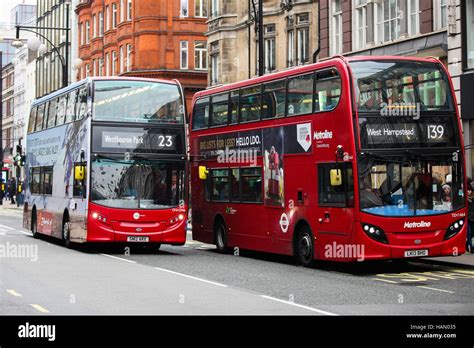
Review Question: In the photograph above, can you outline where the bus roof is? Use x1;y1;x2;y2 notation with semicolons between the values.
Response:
32;76;179;107
193;55;441;100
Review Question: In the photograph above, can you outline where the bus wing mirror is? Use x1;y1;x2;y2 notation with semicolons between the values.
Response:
330;169;342;186
75;165;86;181
199;166;209;180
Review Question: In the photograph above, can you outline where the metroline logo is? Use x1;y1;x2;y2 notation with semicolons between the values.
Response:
404;221;431;229
313;130;333;140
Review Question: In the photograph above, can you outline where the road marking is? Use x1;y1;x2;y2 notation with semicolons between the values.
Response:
154;267;227;288
19;230;32;236
30;304;50;313
6;289;22;297
372;278;399;284
417;286;455;294
100;254;137;264
0;224;14;230
260;295;338;316
0;232;6;236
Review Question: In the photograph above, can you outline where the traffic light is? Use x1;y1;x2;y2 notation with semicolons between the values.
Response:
14;154;22;167
21;155;26;167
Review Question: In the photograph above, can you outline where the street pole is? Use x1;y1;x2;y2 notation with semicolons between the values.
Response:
0;50;3;206
64;2;70;88
258;0;264;77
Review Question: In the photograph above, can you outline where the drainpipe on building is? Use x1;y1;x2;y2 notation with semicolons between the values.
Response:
312;2;321;63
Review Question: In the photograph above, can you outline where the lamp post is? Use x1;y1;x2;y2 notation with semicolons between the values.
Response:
12;0;71;88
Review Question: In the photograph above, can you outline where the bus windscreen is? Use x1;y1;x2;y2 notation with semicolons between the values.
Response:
93;80;184;124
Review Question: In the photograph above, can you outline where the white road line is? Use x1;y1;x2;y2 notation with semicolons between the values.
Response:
19;230;32;236
154;267;227;288
260;295;338;316
0;232;6;236
100;254;137;264
417;286;455;294
6;289;22;297
372;278;399;284
0;224;14;230
30;304;50;313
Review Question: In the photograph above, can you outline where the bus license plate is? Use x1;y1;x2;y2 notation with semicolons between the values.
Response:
127;236;149;243
404;249;428;258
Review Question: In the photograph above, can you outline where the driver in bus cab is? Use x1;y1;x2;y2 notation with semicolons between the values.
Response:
360;175;383;208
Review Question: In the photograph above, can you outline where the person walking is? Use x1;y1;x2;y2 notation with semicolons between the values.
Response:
9;178;16;205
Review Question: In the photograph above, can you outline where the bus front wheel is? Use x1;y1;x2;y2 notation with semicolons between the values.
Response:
62;215;73;249
296;225;315;267
214;220;229;254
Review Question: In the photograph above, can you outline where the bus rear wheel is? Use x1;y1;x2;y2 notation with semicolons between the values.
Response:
31;210;39;239
215;220;229;254
296;225;315;267
62;215;73;249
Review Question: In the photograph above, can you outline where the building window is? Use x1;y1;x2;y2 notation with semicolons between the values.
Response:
120;0;125;22
211;0;219;17
93;14;97;38
297;14;309;65
92;59;96;76
112;51;117;75
112;3;118;28
105;5;110;31
194;41;207;70
434;0;448;30
195;0;208;17
331;0;343;55
210;42;219;85
465;0;474;69
180;41;188;69
99;58;104;76
127;0;132;20
99;12;104;36
288;28;295;67
105;53;110;76
85;20;90;43
354;0;367;50
180;0;188;17
119;46;124;73
375;0;401;43
79;22;83;45
85;64;90;78
264;24;276;73
126;44;132;71
408;0;420;36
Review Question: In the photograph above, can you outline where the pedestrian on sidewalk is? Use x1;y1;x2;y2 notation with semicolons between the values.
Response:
9;178;16;205
467;178;474;253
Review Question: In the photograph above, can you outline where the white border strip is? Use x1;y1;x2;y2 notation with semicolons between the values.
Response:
154;267;227;288
417;286;455;294
101;254;137;264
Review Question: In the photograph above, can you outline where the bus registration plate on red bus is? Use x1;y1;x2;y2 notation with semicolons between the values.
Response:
127;236;150;242
404;250;428;258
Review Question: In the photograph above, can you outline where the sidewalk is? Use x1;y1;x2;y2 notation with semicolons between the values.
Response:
417;252;474;269
0;201;23;211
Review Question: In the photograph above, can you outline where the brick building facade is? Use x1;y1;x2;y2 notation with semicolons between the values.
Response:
75;0;208;109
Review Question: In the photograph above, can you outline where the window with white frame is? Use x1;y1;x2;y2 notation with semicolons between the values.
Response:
195;0;208;17
105;5;110;31
120;0;125;22
408;0;420;36
92;59;97;76
93;14;97;38
264;24;276;73
112;51;117;75
85;64;90;78
105;53;110;76
331;0;343;55
210;42;219;85
288;27;295;67
375;0;401;43
194;41;207;70
126;44;132;71
297;14;310;65
434;0;448;30
354;0;367;50
180;0;188;17
211;0;219;17
99;58;104;76
120;45;124;73
112;3;117;28
127;0;132;20
99;12;104;36
79;22;84;45
85;20;90;43
180;41;188;69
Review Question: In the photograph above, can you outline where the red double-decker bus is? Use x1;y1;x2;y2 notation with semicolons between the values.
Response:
189;56;467;265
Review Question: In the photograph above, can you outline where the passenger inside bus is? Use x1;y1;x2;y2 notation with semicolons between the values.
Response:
359;175;383;208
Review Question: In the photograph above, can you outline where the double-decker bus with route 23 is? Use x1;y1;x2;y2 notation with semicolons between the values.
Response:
189;56;467;265
23;77;188;249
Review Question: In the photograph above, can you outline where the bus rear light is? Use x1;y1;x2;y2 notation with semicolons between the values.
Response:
362;223;389;244
91;212;109;224
444;219;464;240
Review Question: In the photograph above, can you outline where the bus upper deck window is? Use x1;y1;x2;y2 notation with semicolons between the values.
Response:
192;97;210;129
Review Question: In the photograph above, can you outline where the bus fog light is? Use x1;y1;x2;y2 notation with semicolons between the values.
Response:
92;212;98;219
444;219;464;240
361;223;388;244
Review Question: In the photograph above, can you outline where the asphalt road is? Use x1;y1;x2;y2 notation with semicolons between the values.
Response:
1;209;473;315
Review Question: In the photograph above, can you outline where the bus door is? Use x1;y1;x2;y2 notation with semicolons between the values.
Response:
316;163;355;258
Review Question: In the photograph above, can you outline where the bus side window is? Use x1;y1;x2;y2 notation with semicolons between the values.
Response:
240;85;262;123
318;163;354;207
229;90;239;124
287;73;313;116
65;89;78;123
211;93;229;127
56;94;68;125
210;169;230;202
262;80;286;119
46;98;58;129
35;103;46;132
73;163;87;198
192;97;210;130
28;106;37;134
77;87;88;120
314;69;341;112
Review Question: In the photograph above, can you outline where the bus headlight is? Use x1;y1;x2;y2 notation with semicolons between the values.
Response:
444;219;465;240
91;212;109;225
362;223;389;244
169;214;185;225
